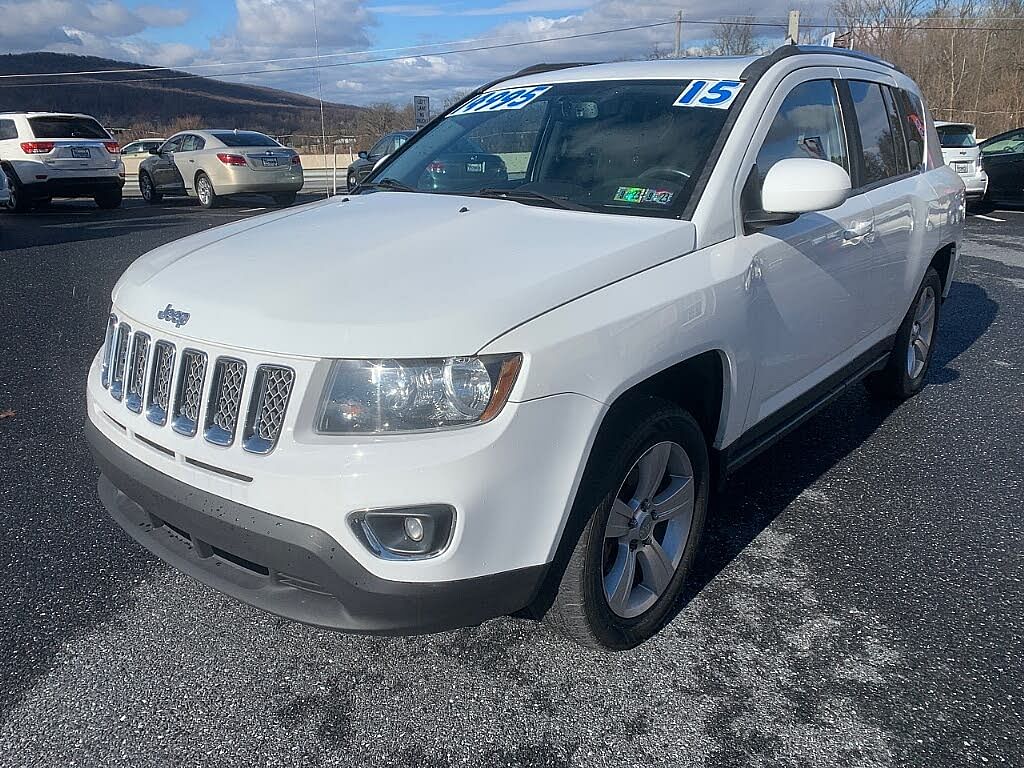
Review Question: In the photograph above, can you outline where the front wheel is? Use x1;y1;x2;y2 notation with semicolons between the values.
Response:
195;173;218;209
865;267;942;400
547;398;709;650
140;172;162;204
94;188;122;209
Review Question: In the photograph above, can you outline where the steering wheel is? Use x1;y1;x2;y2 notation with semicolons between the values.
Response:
638;167;691;184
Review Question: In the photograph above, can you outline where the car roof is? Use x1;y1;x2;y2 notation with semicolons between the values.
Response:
934;121;975;131
0;111;99;119
491;47;900;90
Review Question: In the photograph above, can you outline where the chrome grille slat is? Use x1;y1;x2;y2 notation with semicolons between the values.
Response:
204;358;246;447
146;341;176;426
100;314;116;389
124;332;150;413
242;365;295;454
172;349;207;437
109;323;131;401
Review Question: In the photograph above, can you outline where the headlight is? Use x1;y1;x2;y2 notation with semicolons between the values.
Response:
316;354;522;434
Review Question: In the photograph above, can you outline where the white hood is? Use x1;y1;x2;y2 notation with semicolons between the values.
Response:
113;192;695;358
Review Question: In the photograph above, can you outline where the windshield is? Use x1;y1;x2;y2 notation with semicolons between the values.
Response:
213;131;280;147
936;126;976;148
366;80;737;217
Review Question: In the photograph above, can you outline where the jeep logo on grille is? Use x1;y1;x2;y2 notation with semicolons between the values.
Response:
157;303;190;328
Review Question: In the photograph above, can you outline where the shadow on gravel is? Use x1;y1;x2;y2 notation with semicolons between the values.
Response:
681;278;997;611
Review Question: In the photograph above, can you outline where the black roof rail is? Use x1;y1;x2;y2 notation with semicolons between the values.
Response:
510;62;597;78
741;44;902;80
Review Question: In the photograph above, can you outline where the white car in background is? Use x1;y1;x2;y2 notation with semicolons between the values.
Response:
935;121;988;200
86;48;964;650
0;111;125;212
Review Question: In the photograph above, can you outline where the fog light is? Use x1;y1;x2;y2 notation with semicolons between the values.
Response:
350;505;454;560
404;516;424;542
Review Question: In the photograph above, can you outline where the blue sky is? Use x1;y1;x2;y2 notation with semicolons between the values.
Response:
0;0;798;105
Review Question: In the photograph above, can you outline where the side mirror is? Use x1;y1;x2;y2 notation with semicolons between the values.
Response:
761;157;851;215
358;151;368;160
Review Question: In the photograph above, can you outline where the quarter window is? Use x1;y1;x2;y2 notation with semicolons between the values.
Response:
895;89;927;170
755;79;849;183
848;81;903;185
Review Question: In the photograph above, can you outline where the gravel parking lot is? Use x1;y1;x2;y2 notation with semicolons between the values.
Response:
0;197;1021;767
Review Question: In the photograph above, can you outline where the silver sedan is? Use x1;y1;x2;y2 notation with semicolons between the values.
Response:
139;129;303;208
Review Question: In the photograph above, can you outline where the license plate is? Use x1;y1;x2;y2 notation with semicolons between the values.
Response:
71;147;91;159
466;162;484;173
261;157;278;167
953;162;970;173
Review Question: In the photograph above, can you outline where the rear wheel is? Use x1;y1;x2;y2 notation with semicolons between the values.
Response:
272;192;297;206
3;169;31;213
865;267;942;400
547;398;709;650
140;172;161;204
94;188;122;209
195;173;218;209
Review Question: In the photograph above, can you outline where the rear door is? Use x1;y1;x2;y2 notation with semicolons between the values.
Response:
26;115;118;172
741;73;879;428
172;133;205;190
981;129;1024;203
842;76;933;332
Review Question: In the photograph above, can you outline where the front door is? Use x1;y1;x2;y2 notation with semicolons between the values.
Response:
152;135;185;190
742;76;878;429
981;129;1024;204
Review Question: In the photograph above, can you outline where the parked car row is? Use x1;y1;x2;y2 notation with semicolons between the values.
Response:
935;120;1024;205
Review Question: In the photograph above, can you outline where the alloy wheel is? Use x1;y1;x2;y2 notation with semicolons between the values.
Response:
906;285;936;379
602;441;695;619
197;177;211;205
140;174;153;201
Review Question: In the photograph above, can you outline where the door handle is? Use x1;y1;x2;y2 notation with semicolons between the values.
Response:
842;222;874;244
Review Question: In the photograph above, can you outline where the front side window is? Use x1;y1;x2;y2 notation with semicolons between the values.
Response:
849;81;903;185
369;80;735;217
755;79;849;183
161;135;184;153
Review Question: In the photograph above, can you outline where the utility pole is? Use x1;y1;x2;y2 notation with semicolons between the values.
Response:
786;10;800;45
673;10;682;58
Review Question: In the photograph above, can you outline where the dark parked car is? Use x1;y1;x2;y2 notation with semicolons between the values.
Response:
346;130;416;189
980;127;1024;205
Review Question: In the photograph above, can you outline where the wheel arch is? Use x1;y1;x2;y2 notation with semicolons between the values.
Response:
929;242;956;299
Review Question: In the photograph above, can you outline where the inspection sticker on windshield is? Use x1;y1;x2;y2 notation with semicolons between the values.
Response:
673;79;744;109
614;187;674;205
449;85;552;116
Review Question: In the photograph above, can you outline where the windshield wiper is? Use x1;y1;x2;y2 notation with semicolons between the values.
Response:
361;177;418;193
476;187;591;212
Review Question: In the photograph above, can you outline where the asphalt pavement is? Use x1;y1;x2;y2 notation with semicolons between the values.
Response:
0;197;1021;767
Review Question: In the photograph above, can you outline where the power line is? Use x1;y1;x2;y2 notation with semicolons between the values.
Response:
0;20;675;88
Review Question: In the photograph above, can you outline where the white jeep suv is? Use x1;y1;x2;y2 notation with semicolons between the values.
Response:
85;47;964;650
0;112;125;211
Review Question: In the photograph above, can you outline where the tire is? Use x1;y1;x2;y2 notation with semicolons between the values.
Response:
94;188;122;209
865;266;942;400
272;192;297;206
140;172;162;204
195;173;218;209
347;172;356;191
3;168;31;213
547;397;709;650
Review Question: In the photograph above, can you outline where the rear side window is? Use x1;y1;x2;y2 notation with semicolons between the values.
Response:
0;119;17;140
28;116;109;139
213;131;278;147
895;89;927;170
881;87;910;174
755;79;849;181
848;81;903;185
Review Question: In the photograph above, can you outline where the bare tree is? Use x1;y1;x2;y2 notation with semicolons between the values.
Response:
701;17;766;55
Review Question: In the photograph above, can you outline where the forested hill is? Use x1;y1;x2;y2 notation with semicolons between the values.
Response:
0;52;363;138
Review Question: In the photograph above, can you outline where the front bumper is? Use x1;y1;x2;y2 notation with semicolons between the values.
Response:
87;418;546;633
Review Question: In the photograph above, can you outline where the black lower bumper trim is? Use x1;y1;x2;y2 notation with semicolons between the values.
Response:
21;175;124;199
86;419;546;634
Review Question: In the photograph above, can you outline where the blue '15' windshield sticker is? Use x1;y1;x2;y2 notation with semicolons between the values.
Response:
449;85;552;116
673;79;744;109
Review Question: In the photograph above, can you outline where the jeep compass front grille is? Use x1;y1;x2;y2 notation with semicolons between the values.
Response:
102;315;296;457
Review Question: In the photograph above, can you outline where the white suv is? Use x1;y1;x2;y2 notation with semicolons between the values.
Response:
85;47;964;650
0;112;125;211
